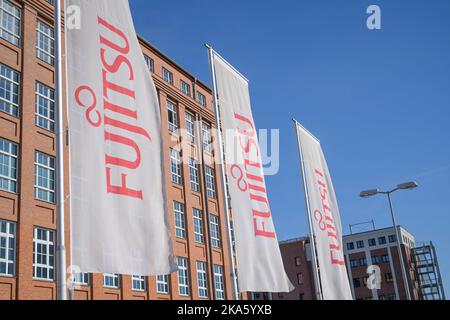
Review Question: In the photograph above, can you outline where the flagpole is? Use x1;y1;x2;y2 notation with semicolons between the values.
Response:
206;44;239;300
292;119;323;300
55;0;68;301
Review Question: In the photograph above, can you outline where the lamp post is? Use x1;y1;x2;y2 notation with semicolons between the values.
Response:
360;182;418;301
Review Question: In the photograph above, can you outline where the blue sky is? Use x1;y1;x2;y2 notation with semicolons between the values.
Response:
130;0;450;296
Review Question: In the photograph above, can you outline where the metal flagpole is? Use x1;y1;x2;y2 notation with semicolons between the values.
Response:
292;119;323;300
55;0;68;301
206;44;239;300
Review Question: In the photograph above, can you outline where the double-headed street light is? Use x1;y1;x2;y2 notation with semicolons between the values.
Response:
360;181;418;300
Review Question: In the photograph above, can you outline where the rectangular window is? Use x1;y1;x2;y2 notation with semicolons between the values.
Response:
167;101;178;132
385;273;393;283
350;259;359;268
35;82;55;132
0;219;15;276
196;261;208;298
295;257;302;267
356;240;365;248
297;273;303;285
359;257;367;266
346;242;355;250
382;255;390;263
0;63;20;117
180;80;191;97
33;227;55;281
185;112;195;144
170;148;182;185
156;275;170;294
132;275;146;291
36;20;54;65
209;214;221;249
205;166;216;199
201;121;212;152
162;67;173;84
213;264;225;300
174;201;186;239
0;0;21;46
103;273;120;288
368;238;376;247
71;272;89;286
144;54;154;73
372;256;381;265
177;257;190;296
189;158;200;192
353;278;361;288
196;91;206;107
34;151;56;203
388;235;396;243
193;208;204;244
378;236;387;245
230;220;236;253
0;138;18;193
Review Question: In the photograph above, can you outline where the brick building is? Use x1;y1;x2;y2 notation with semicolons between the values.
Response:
0;0;240;300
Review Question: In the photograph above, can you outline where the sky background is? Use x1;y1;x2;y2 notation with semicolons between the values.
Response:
129;0;450;297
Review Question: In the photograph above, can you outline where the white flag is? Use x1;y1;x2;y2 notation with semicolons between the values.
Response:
66;0;177;275
212;51;294;293
295;122;353;300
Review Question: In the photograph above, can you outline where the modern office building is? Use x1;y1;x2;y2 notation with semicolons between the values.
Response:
0;0;240;300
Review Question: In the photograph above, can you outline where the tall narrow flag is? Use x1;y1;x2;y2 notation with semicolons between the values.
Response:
66;0;177;275
294;121;353;300
210;49;294;293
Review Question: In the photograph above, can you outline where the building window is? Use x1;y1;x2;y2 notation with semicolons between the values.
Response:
180;80;191;97
170;148;182;185
385;273;394;283
295;257;301;267
368;238;376;247
209;214;221;249
0;63;20;117
378;236;387;245
201;121;212;152
185;112;196;144
378;295;386;300
230;221;236;253
177;257;190;296
388;235;396;243
350;259;359;268
35;82;55;132
103;273;120;288
359;257;367;266
167;101;178;133
71;272;89;286
156;275;170;294
193;208;204;244
382;255;390;263
34;151;56;203
205;166;216;199
132;275;146;292
346;242;354;250
356;240;364;248
189;158;200;192
196;261;208;298
372;256;381;265
33;227;55;281
36;20;54;65
144;54;154;73
297;273;303;285
196;91;206;107
353;278;361;288
162;67;173;85
0;138;18;193
213;264;225;300
0;0;21;46
173;201;186;239
0;220;15;276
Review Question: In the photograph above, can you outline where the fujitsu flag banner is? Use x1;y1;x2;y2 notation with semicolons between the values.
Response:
212;51;294;293
66;0;177;275
294;122;353;300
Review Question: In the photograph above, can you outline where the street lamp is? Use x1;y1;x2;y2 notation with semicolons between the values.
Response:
359;182;418;300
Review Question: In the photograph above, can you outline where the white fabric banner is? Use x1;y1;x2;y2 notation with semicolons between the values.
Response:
66;0;177;275
295;122;353;300
212;52;294;293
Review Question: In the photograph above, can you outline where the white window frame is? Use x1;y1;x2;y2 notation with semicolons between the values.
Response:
162;67;173;84
103;273;120;288
205;166;216;199
0;63;20;117
33;227;55;281
0;0;21;47
167;101;178;133
35;82;55;132
201;121;212;153
189;158;200;192
156;274;170;294
132;275;146;292
71;272;90;286
180;80;190;96
177;257;190;296
144;54;154;73
34;151;56;203
185;112;195;144
174;201;186;239
170;148;182;185
196;91;206;107
0;137;18;193
0;219;15;277
209;214;221;249
36;20;55;65
213;264;225;300
193;208;204;244
196;261;208;299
